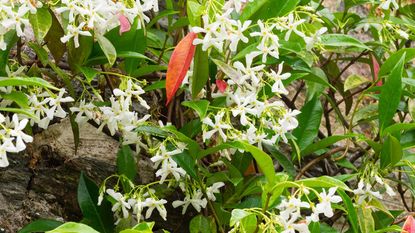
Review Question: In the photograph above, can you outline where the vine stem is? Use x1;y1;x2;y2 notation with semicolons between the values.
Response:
253;192;271;233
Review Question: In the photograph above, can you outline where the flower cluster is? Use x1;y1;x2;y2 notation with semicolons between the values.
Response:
71;79;151;152
0;85;74;167
100;188;168;224
0;0;159;50
229;187;342;233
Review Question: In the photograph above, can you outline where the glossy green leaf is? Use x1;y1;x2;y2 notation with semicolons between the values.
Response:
77;173;114;233
97;35;117;66
0;31;18;76
264;144;296;178
191;45;209;99
292;96;323;151
79;67;99;84
379;53;405;131
301;134;356;156
344;74;369;91
297;176;351;191
189;215;212;233
320;34;371;50
378;48;415;77
46;222;99;233
337;190;359;233
1;91;29;108
380;134;403;169
0;77;58;90
357;204;375;233
18;219;63;233
29;7;52;43
44;9;66;62
117;145;137;180
187;0;203;26
172;150;197;179
133;65;167;77
382;123;415;136
182;100;210;118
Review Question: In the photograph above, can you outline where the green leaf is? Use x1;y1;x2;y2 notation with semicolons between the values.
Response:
378;48;415;77
135;125;170;137
28;42;49;66
380;134;403;169
29;7;52;43
133;65;167;77
117;145;137;180
0;107;37;119
264;144;296;178
189;215;212;233
77;173;114;233
1;91;29;108
211;58;239;80
0;77;58;90
301;134;356;156
19;219;63;233
46;222;100;233
172;150;197;179
191;45;209;99
44;9;66;62
182;100;210;118
0;31;18;76
239;0;268;22
79;67;99;84
292;96;323;151
337;190;359;233
87;51;153;66
124;28;146;76
147;10;180;29
230;209;253;226
297;176;351;191
379;53;405;131
68;35;94;71
382;123;415;136
344;74;369;91
320;34;371;50
187;0;203;26
144;80;166;91
97;35;117;66
357;204;375;233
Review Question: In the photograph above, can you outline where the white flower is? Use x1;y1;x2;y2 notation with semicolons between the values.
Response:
202;112;232;142
284;13;305;41
380;0;399;10
279;212;310;233
70;99;97;124
1;5;30;37
48;89;74;118
143;198;168;220
304;27;327;50
150;143;183;168
315;187;342;218
0;138;19;167
128;198;145;221
106;189;131;219
60;22;92;48
228;20;251;52
270;63;291;95
206;182;225;201
192;15;223;51
353;180;383;204
233;56;265;86
10;114;33;151
155;161;186;184
278;197;310;220
279;109;301;132
385;183;396;196
172;190;207;214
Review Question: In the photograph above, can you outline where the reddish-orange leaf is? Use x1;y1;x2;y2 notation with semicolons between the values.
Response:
371;53;382;87
216;79;228;93
165;32;197;105
403;215;415;233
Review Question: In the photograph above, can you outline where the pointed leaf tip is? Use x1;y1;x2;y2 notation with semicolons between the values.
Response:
165;32;197;105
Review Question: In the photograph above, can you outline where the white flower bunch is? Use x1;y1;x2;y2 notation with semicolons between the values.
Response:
229;187;342;233
0;0;159;50
0;86;74;167
100;188;168;224
352;176;395;204
0;113;33;167
150;142;187;184
71;79;151;153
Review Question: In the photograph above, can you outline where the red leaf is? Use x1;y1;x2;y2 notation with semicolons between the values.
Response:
403;215;415;233
216;79;227;93
118;14;131;35
165;32;197;105
371;54;382;86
